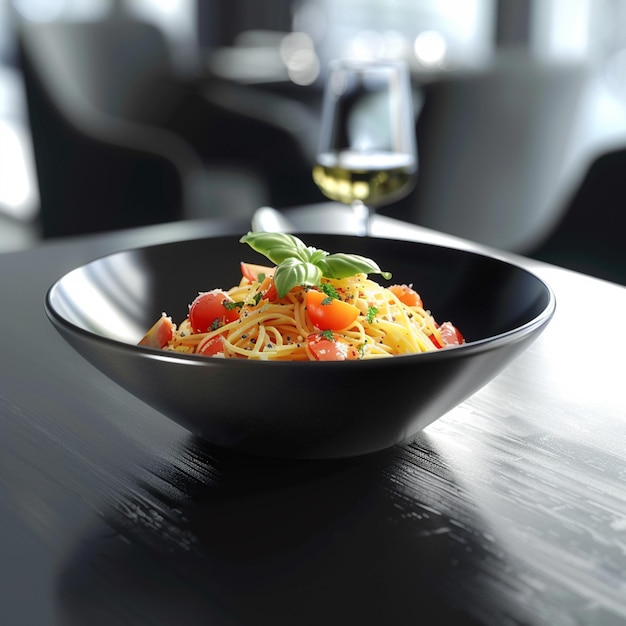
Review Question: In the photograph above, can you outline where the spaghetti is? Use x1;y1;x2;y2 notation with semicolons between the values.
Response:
139;267;464;361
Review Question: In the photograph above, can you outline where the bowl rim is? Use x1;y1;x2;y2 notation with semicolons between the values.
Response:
45;233;557;368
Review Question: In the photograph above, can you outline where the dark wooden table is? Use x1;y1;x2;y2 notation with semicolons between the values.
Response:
1;207;625;626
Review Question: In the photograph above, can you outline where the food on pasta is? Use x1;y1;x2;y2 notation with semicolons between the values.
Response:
138;232;464;361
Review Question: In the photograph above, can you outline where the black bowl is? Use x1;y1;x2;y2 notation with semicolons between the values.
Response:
45;233;555;459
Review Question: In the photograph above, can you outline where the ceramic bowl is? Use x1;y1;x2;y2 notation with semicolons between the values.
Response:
45;233;555;459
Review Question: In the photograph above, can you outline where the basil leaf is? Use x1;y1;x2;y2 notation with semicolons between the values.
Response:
240;232;392;296
308;247;329;265
317;253;392;280
240;232;310;264
274;257;322;297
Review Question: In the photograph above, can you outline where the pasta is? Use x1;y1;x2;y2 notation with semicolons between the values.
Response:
139;269;464;362
139;232;464;361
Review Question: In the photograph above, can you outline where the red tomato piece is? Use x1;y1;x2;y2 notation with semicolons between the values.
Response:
305;289;359;331
430;321;464;348
197;335;225;356
138;315;174;348
240;262;278;301
388;284;423;308
258;275;278;303
306;333;358;361
429;333;443;349
240;262;275;283
189;290;239;333
429;333;442;349
438;321;464;346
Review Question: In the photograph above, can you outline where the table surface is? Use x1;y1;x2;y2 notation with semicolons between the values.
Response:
1;205;625;626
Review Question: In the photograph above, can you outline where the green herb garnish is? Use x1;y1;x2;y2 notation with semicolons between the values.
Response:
367;305;378;324
223;300;244;310
320;283;340;301
321;329;335;341
240;232;391;298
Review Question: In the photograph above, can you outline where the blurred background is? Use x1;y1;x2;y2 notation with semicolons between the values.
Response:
1;0;626;282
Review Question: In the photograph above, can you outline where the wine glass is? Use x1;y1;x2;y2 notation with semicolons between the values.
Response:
313;59;417;236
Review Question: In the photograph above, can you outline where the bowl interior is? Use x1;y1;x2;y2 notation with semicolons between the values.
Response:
47;233;554;350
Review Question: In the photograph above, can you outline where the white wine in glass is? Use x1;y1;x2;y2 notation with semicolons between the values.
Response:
313;59;417;236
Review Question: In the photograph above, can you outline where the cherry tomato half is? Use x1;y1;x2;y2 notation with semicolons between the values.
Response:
240;262;278;302
305;289;359;331
388;284;423;308
138;315;174;349
306;333;358;361
189;290;239;333
430;321;464;348
438;321;464;346
240;262;275;283
197;334;225;356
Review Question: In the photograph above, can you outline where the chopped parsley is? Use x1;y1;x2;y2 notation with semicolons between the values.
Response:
367;305;378;324
320;283;340;301
223;300;244;311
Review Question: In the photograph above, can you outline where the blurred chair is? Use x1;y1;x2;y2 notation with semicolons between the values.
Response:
16;16;322;238
395;52;591;254
528;146;626;285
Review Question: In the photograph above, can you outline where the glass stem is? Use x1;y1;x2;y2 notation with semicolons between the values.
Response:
352;200;371;237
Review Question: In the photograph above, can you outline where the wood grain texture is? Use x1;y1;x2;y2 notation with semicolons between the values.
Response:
1;215;625;626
